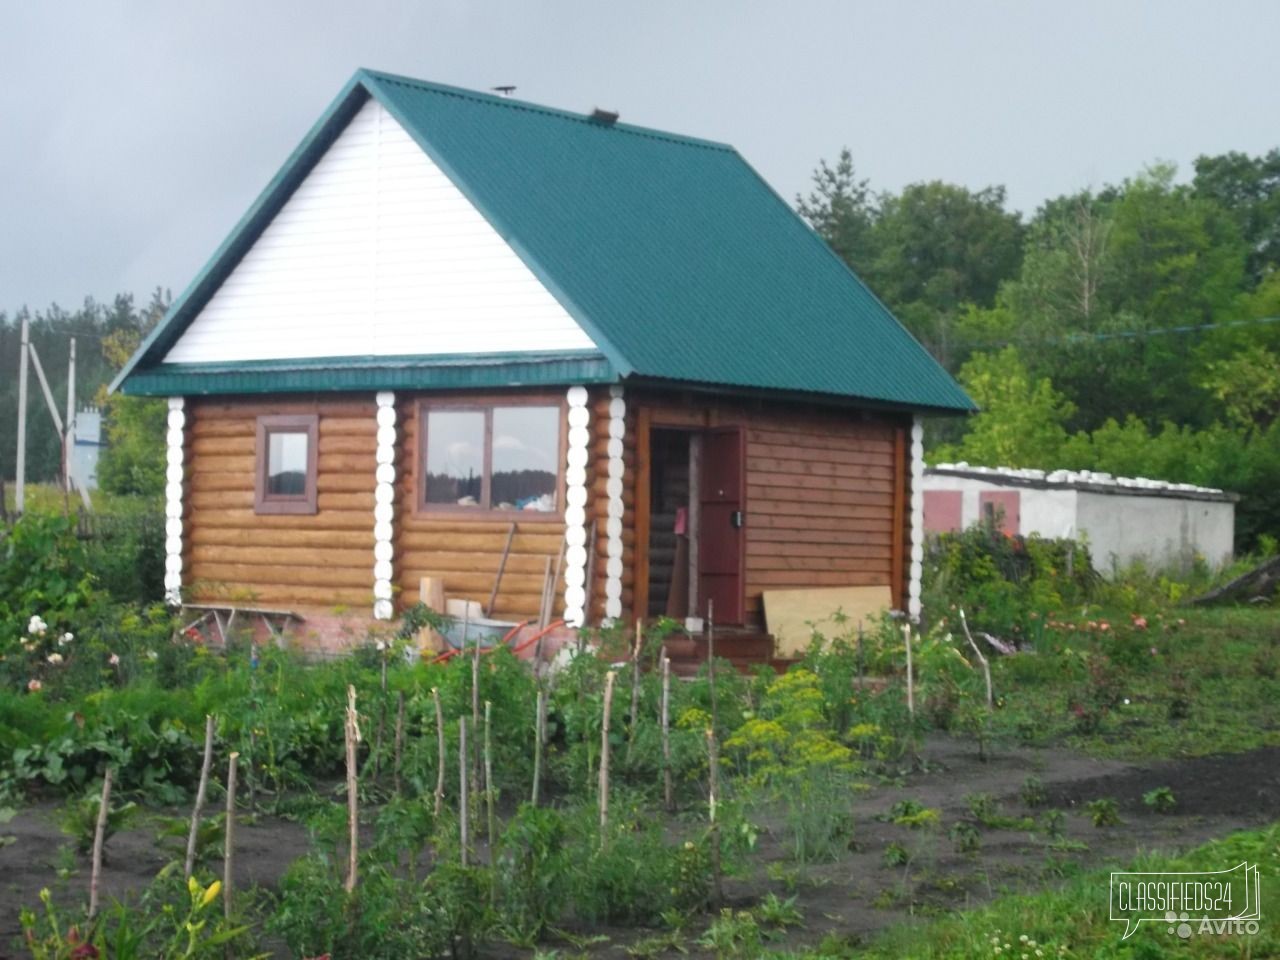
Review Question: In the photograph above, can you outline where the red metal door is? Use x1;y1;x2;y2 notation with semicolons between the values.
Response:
698;428;745;625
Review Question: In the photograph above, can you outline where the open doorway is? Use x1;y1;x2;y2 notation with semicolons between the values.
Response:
644;426;746;624
646;429;692;619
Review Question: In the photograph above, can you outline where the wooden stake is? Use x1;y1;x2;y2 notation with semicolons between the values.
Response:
344;685;360;893
470;622;481;821
88;766;112;918
599;671;617;841
903;624;915;720
459;717;469;867
706;729;724;908
660;648;673;813
184;715;216;880
393;691;406;796
707;599;718;734
433;687;446;818
625;618;643;763
487;522;517;617
959;609;994;711
223;753;238;919
484;700;495;856
531;687;546;805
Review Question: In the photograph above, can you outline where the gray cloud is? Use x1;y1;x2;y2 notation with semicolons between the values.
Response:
3;0;1278;313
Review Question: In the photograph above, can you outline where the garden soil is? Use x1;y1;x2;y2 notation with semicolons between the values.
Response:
2;736;1277;957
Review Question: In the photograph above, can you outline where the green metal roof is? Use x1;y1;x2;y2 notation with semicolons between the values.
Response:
116;69;973;413
124;352;614;396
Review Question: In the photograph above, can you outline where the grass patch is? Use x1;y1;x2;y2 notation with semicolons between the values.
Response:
852;822;1280;959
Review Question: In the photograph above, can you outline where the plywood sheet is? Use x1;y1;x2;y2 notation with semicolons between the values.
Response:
763;586;894;656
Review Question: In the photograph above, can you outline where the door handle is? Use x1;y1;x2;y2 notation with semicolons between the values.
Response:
731;510;745;529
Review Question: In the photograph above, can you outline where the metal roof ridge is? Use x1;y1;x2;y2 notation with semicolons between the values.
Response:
357;68;738;154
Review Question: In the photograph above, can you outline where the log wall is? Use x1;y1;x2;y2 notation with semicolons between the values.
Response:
587;387;637;624
635;391;910;628
184;396;377;609
394;393;568;622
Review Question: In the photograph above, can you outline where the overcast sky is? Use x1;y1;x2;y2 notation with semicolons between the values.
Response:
3;0;1278;315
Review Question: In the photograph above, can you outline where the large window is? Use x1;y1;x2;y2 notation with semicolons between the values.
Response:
420;401;562;517
255;414;318;514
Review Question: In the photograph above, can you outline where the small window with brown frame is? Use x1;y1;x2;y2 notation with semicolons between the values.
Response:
255;414;319;515
418;398;563;518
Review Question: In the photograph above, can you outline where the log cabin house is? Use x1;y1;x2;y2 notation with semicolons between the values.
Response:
112;69;973;656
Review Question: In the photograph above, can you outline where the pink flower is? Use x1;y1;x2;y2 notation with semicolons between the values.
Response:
1099;622;1110;632
27;679;42;692
1131;615;1148;629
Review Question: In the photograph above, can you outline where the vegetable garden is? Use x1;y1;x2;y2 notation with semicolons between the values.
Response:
1;512;1278;959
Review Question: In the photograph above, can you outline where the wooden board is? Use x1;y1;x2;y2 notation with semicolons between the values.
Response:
763;586;894;656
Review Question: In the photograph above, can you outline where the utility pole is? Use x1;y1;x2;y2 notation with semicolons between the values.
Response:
64;338;76;494
15;316;28;515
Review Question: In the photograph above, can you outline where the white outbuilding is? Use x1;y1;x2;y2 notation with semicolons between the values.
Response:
922;463;1237;574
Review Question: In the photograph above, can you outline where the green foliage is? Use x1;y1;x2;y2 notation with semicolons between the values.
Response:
1019;776;1047;808
923;523;1095;639
949;820;981;854
21;875;261;960
1085;797;1121;827
1142;786;1177;814
934;346;1075;467
57;787;139;854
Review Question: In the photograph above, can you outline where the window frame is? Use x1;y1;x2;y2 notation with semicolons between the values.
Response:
254;414;319;515
416;395;566;521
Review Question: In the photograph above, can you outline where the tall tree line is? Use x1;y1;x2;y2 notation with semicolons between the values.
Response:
799;148;1280;547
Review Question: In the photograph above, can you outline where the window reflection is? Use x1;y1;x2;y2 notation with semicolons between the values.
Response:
492;406;558;512
267;432;309;496
425;410;485;507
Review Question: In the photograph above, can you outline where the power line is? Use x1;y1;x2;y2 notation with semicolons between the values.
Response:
954;315;1280;351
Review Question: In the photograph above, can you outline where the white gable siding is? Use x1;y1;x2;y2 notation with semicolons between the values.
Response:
163;99;596;363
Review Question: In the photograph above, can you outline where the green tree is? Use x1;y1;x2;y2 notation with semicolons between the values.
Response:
795;148;878;275
867;181;1023;365
1193;148;1280;285
932;346;1074;468
94;291;169;497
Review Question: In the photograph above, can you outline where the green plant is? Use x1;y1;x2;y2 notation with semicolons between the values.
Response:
494;803;569;943
1085;797;1121;827
878;799;941;829
1019;775;1047;808
949;820;981;854
57;789;138;855
1142;786;1177;814
155;814;224;875
755;892;804;929
698;909;765;959
1038;809;1066;838
882;841;910;867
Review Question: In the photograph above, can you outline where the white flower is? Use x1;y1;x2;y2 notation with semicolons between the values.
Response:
46;653;63;665
58;632;74;647
27;616;47;637
22;640;36;653
146;650;159;661
1123;698;1130;705
108;653;120;667
375;640;386;652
